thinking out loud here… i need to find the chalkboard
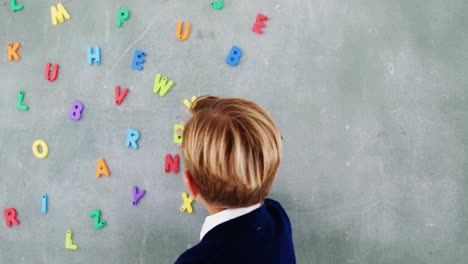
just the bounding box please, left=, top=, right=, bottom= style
left=1, top=0, right=467, bottom=263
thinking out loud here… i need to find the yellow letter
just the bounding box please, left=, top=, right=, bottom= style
left=32, top=139, right=49, bottom=159
left=153, top=73, right=174, bottom=96
left=51, top=3, right=70, bottom=26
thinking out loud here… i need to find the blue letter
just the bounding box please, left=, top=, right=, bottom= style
left=226, top=46, right=242, bottom=67
left=42, top=194, right=48, bottom=214
left=132, top=50, right=146, bottom=71
left=88, top=46, right=101, bottom=65
left=125, top=129, right=140, bottom=149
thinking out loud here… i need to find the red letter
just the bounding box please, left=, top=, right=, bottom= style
left=115, top=85, right=129, bottom=105
left=165, top=154, right=179, bottom=173
left=4, top=208, right=20, bottom=228
left=45, top=63, right=60, bottom=81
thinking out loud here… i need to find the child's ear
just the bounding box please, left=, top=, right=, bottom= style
left=183, top=171, right=200, bottom=199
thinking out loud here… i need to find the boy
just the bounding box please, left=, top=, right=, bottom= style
left=176, top=96, right=296, bottom=264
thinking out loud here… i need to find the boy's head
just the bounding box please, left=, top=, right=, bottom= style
left=182, top=96, right=283, bottom=208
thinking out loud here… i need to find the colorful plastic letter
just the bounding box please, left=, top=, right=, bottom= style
left=4, top=208, right=20, bottom=227
left=211, top=0, right=223, bottom=10
left=132, top=186, right=146, bottom=206
left=96, top=158, right=110, bottom=178
left=65, top=229, right=78, bottom=250
left=132, top=50, right=146, bottom=71
left=125, top=129, right=140, bottom=149
left=252, top=14, right=269, bottom=34
left=174, top=124, right=185, bottom=146
left=16, top=90, right=29, bottom=111
left=7, top=42, right=21, bottom=61
left=89, top=209, right=107, bottom=230
left=87, top=46, right=101, bottom=65
left=10, top=0, right=23, bottom=12
left=176, top=21, right=191, bottom=41
left=69, top=101, right=84, bottom=121
left=153, top=73, right=174, bottom=96
left=174, top=124, right=184, bottom=143
left=32, top=139, right=49, bottom=159
left=42, top=194, right=48, bottom=214
left=115, top=85, right=129, bottom=105
left=180, top=192, right=194, bottom=214
left=226, top=46, right=242, bottom=66
left=51, top=3, right=70, bottom=26
left=117, top=8, right=130, bottom=28
left=45, top=63, right=60, bottom=81
left=165, top=154, right=179, bottom=173
left=183, top=96, right=197, bottom=109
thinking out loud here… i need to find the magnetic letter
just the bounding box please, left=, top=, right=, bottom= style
left=51, top=3, right=70, bottom=26
left=117, top=8, right=130, bottom=28
left=180, top=192, right=194, bottom=214
left=174, top=123, right=185, bottom=146
left=211, top=0, right=223, bottom=10
left=4, top=208, right=20, bottom=227
left=176, top=21, right=191, bottom=41
left=45, top=63, right=60, bottom=81
left=252, top=14, right=269, bottom=34
left=165, top=154, right=179, bottom=173
left=153, top=73, right=174, bottom=96
left=32, top=139, right=49, bottom=159
left=183, top=96, right=197, bottom=109
left=132, top=186, right=146, bottom=206
left=7, top=42, right=21, bottom=61
left=89, top=209, right=107, bottom=230
left=115, top=85, right=129, bottom=105
left=42, top=194, right=48, bottom=214
left=226, top=46, right=242, bottom=67
left=87, top=47, right=101, bottom=65
left=10, top=0, right=23, bottom=12
left=125, top=129, right=140, bottom=149
left=65, top=229, right=78, bottom=250
left=96, top=158, right=110, bottom=178
left=132, top=50, right=146, bottom=71
left=16, top=90, right=29, bottom=111
left=69, top=101, right=84, bottom=121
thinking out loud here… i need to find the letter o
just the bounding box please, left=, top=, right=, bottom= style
left=32, top=139, right=49, bottom=159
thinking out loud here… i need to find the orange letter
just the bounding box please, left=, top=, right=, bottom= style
left=176, top=21, right=191, bottom=41
left=7, top=42, right=21, bottom=61
left=96, top=158, right=110, bottom=178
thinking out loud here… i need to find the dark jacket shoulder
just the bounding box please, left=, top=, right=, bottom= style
left=175, top=198, right=296, bottom=264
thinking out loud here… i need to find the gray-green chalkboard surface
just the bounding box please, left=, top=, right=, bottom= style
left=1, top=0, right=467, bottom=263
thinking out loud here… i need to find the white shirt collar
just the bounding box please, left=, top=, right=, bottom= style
left=200, top=203, right=262, bottom=240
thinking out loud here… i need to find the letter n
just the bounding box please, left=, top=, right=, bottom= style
left=165, top=154, right=179, bottom=173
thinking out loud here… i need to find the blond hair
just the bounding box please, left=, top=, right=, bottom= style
left=182, top=96, right=283, bottom=208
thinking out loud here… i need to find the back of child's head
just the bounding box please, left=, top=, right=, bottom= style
left=182, top=96, right=283, bottom=208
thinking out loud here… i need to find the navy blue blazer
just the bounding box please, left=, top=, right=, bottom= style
left=175, top=198, right=296, bottom=264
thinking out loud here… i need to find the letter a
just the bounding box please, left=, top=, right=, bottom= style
left=96, top=158, right=110, bottom=178
left=51, top=3, right=70, bottom=26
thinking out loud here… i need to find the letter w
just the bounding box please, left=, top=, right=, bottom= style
left=153, top=73, right=174, bottom=97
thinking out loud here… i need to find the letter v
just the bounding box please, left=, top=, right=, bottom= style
left=115, top=85, right=129, bottom=105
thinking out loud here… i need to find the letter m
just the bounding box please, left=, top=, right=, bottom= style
left=51, top=3, right=70, bottom=26
left=153, top=73, right=174, bottom=97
